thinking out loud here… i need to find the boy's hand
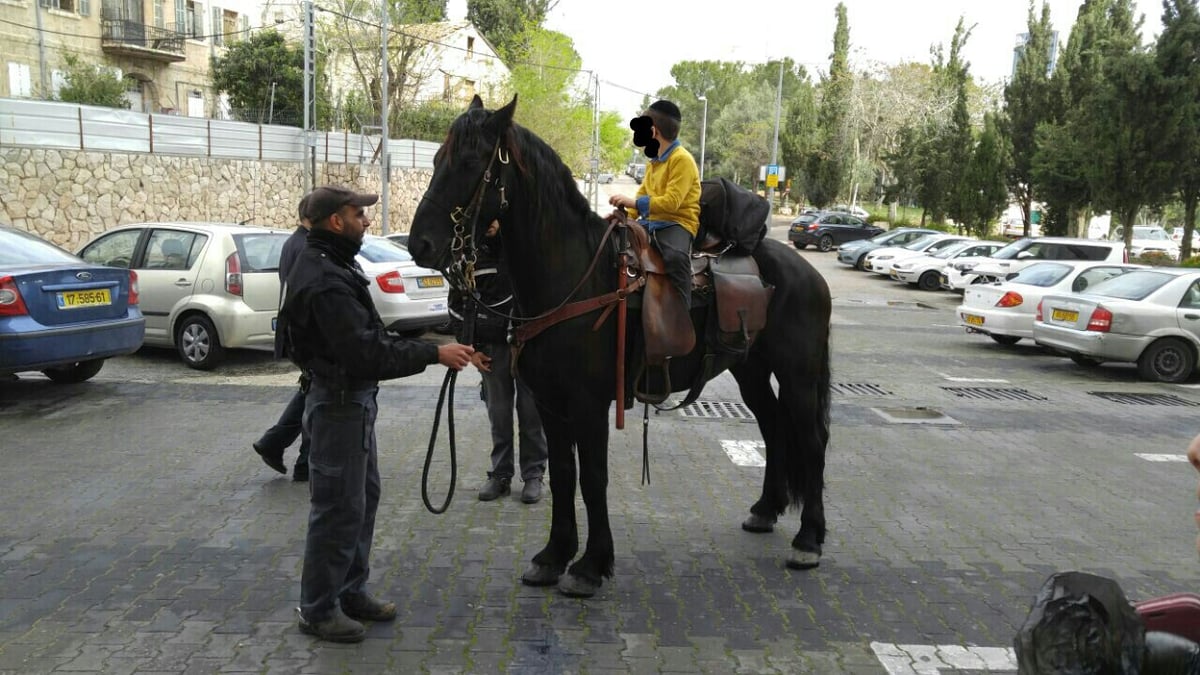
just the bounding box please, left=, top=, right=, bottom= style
left=609, top=194, right=634, bottom=209
left=471, top=351, right=493, bottom=374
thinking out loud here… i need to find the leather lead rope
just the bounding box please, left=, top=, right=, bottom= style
left=422, top=296, right=477, bottom=514
left=642, top=402, right=651, bottom=485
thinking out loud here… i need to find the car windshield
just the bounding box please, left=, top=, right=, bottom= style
left=359, top=237, right=413, bottom=263
left=1133, top=227, right=1169, bottom=241
left=233, top=232, right=290, bottom=272
left=0, top=227, right=81, bottom=265
left=903, top=235, right=940, bottom=251
left=1087, top=270, right=1175, bottom=300
left=932, top=242, right=973, bottom=259
left=1009, top=263, right=1072, bottom=287
left=989, top=239, right=1035, bottom=260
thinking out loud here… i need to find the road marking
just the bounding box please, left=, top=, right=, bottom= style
left=1136, top=453, right=1188, bottom=462
left=871, top=642, right=1016, bottom=674
left=720, top=440, right=766, bottom=467
left=935, top=372, right=1009, bottom=383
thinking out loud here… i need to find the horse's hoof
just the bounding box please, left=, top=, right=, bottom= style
left=786, top=548, right=821, bottom=570
left=741, top=513, right=776, bottom=533
left=521, top=563, right=561, bottom=587
left=557, top=573, right=600, bottom=598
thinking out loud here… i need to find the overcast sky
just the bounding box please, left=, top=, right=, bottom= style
left=449, top=0, right=1166, bottom=117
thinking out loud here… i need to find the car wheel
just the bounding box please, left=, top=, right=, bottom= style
left=1137, top=337, right=1195, bottom=383
left=793, top=241, right=807, bottom=250
left=969, top=275, right=992, bottom=285
left=917, top=271, right=941, bottom=291
left=41, top=359, right=105, bottom=383
left=854, top=253, right=869, bottom=270
left=1069, top=354, right=1103, bottom=368
left=989, top=334, right=1021, bottom=346
left=176, top=314, right=225, bottom=370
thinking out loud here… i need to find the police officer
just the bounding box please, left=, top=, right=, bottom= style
left=279, top=185, right=473, bottom=643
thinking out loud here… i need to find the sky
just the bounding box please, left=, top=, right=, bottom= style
left=448, top=0, right=1167, bottom=118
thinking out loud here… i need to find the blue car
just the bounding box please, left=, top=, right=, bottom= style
left=0, top=225, right=145, bottom=383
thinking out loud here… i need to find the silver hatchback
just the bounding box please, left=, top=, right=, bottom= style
left=79, top=222, right=291, bottom=369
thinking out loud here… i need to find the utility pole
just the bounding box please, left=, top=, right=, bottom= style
left=301, top=0, right=316, bottom=192
left=379, top=0, right=390, bottom=235
left=33, top=0, right=48, bottom=96
left=766, top=59, right=783, bottom=209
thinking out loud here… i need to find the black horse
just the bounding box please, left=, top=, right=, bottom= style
left=409, top=96, right=832, bottom=597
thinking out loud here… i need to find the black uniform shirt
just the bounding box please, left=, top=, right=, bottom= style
left=280, top=228, right=438, bottom=382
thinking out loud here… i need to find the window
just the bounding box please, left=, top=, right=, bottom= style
left=145, top=231, right=203, bottom=270
left=50, top=69, right=65, bottom=97
left=80, top=230, right=143, bottom=269
left=154, top=0, right=163, bottom=27
left=185, top=0, right=202, bottom=38
left=39, top=0, right=76, bottom=12
left=1181, top=281, right=1200, bottom=310
left=466, top=35, right=474, bottom=57
left=174, top=0, right=185, bottom=32
left=186, top=90, right=204, bottom=117
left=6, top=62, right=32, bottom=98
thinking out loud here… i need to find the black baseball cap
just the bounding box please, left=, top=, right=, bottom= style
left=304, top=185, right=379, bottom=223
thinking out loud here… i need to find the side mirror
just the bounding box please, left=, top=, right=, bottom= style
left=1016, top=251, right=1034, bottom=260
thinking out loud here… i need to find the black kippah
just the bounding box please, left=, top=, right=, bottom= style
left=648, top=100, right=681, bottom=122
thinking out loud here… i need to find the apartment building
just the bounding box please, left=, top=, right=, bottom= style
left=1, top=0, right=262, bottom=115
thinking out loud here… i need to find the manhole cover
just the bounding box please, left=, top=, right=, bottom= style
left=679, top=400, right=756, bottom=421
left=832, top=382, right=892, bottom=396
left=1088, top=392, right=1198, bottom=407
left=871, top=406, right=960, bottom=425
left=941, top=386, right=1047, bottom=402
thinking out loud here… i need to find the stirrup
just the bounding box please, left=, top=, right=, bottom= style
left=632, top=360, right=671, bottom=404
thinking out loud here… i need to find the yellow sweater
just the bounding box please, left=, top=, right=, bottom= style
left=628, top=141, right=701, bottom=236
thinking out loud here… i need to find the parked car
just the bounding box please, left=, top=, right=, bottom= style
left=1112, top=225, right=1181, bottom=260
left=1, top=225, right=144, bottom=382
left=357, top=235, right=449, bottom=334
left=836, top=228, right=942, bottom=269
left=1170, top=227, right=1200, bottom=250
left=889, top=240, right=1005, bottom=291
left=955, top=237, right=1127, bottom=286
left=829, top=203, right=870, bottom=219
left=788, top=211, right=884, bottom=251
left=78, top=222, right=291, bottom=370
left=1033, top=268, right=1200, bottom=382
left=938, top=242, right=1017, bottom=292
left=385, top=232, right=410, bottom=248
left=956, top=261, right=1143, bottom=346
left=862, top=234, right=972, bottom=275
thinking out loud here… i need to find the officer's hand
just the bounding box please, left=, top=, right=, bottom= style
left=471, top=351, right=493, bottom=374
left=437, top=343, right=474, bottom=371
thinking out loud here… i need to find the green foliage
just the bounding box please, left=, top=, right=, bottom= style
left=467, top=0, right=552, bottom=63
left=1132, top=251, right=1178, bottom=266
left=210, top=29, right=333, bottom=128
left=1180, top=255, right=1200, bottom=267
left=55, top=54, right=128, bottom=109
left=1002, top=2, right=1055, bottom=232
left=805, top=3, right=852, bottom=208
left=957, top=112, right=1011, bottom=237
left=709, top=82, right=774, bottom=184
left=392, top=101, right=461, bottom=142
left=1157, top=0, right=1200, bottom=263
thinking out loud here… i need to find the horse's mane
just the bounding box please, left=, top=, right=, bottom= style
left=507, top=124, right=602, bottom=228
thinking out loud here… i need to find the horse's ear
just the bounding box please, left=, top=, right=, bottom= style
left=487, top=94, right=518, bottom=134
left=469, top=94, right=484, bottom=110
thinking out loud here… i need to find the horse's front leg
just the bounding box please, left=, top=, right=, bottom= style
left=521, top=412, right=577, bottom=586
left=558, top=407, right=613, bottom=598
left=730, top=361, right=787, bottom=533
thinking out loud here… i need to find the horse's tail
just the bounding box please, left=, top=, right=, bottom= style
left=785, top=321, right=831, bottom=516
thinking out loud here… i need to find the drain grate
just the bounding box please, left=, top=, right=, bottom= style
left=941, top=386, right=1048, bottom=402
left=1088, top=392, right=1199, bottom=407
left=679, top=400, right=756, bottom=421
left=832, top=382, right=892, bottom=396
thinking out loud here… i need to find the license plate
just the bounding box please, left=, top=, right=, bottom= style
left=417, top=276, right=444, bottom=288
left=1051, top=308, right=1078, bottom=323
left=939, top=274, right=948, bottom=285
left=963, top=314, right=984, bottom=326
left=57, top=288, right=111, bottom=309
left=430, top=302, right=447, bottom=312
left=889, top=270, right=899, bottom=279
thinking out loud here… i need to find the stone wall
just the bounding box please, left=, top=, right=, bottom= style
left=0, top=147, right=433, bottom=252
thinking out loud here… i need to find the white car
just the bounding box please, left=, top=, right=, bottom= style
left=956, top=237, right=1127, bottom=286
left=862, top=234, right=972, bottom=275
left=889, top=240, right=1005, bottom=291
left=957, top=261, right=1143, bottom=346
left=1170, top=227, right=1200, bottom=250
left=1111, top=225, right=1180, bottom=260
left=356, top=235, right=449, bottom=334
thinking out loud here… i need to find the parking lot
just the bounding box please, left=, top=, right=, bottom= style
left=1, top=221, right=1198, bottom=674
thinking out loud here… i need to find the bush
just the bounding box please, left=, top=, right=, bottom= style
left=55, top=54, right=127, bottom=109
left=1180, top=255, right=1200, bottom=268
left=1132, top=251, right=1178, bottom=267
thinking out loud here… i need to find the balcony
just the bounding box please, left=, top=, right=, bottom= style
left=101, top=20, right=186, bottom=62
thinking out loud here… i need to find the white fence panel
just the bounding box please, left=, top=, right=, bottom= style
left=209, top=119, right=260, bottom=160
left=323, top=131, right=352, bottom=164
left=81, top=106, right=150, bottom=152
left=261, top=125, right=305, bottom=162
left=152, top=115, right=208, bottom=156
left=0, top=99, right=81, bottom=149
left=388, top=139, right=437, bottom=169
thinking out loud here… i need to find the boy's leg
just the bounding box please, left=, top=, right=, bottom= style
left=651, top=224, right=694, bottom=307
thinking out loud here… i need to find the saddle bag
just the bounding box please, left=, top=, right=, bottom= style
left=707, top=254, right=773, bottom=355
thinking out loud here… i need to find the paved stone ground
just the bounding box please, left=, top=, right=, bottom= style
left=1, top=225, right=1198, bottom=673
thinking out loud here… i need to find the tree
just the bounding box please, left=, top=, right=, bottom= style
left=502, top=27, right=594, bottom=171
left=55, top=54, right=127, bottom=109
left=944, top=18, right=976, bottom=230
left=210, top=29, right=331, bottom=127
left=466, top=0, right=554, bottom=62
left=1158, top=0, right=1200, bottom=259
left=1003, top=2, right=1056, bottom=236
left=959, top=112, right=1011, bottom=236
left=709, top=82, right=775, bottom=185
left=805, top=2, right=852, bottom=208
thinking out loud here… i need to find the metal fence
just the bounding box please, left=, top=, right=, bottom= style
left=0, top=98, right=438, bottom=168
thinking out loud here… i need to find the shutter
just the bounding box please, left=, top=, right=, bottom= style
left=211, top=5, right=220, bottom=43
left=38, top=0, right=51, bottom=8
left=174, top=0, right=184, bottom=33
left=77, top=0, right=89, bottom=15
left=51, top=69, right=65, bottom=97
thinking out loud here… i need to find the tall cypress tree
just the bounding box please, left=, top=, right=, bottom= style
left=1003, top=2, right=1055, bottom=236
left=805, top=2, right=851, bottom=207
left=1157, top=0, right=1200, bottom=259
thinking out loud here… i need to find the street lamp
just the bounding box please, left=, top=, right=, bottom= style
left=697, top=95, right=708, bottom=181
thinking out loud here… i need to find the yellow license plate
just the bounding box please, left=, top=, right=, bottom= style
left=963, top=314, right=984, bottom=326
left=889, top=270, right=899, bottom=279
left=57, top=288, right=112, bottom=309
left=1051, top=308, right=1078, bottom=322
left=416, top=276, right=444, bottom=289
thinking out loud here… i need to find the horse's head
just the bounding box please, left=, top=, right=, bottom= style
left=409, top=94, right=517, bottom=282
